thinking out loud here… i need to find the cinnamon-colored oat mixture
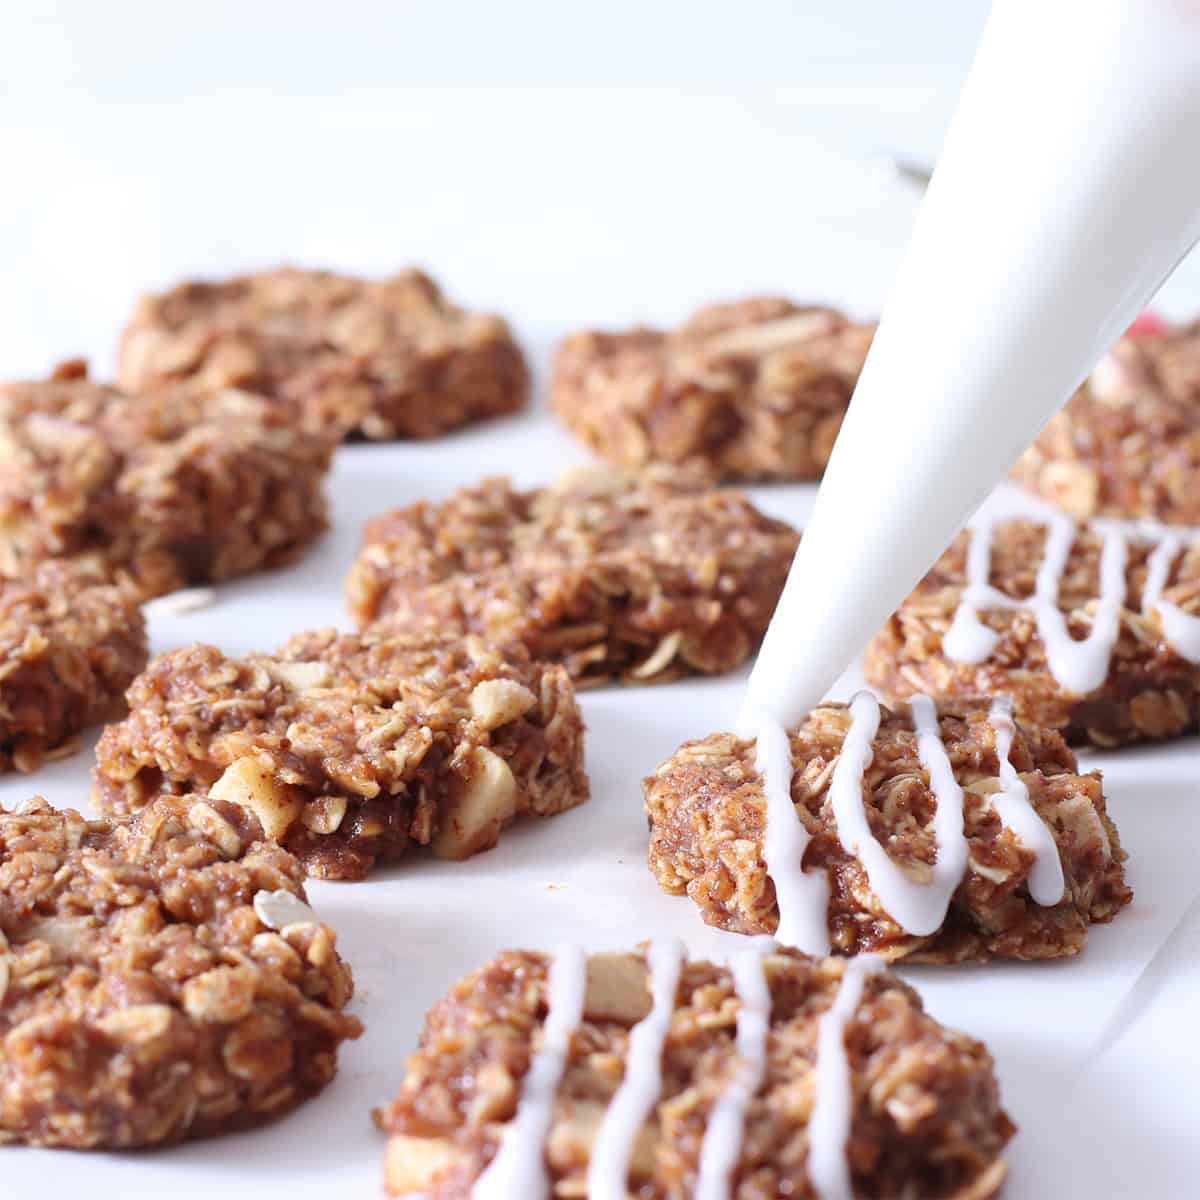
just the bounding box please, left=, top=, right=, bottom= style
left=118, top=267, right=529, bottom=440
left=0, top=372, right=332, bottom=598
left=0, top=560, right=147, bottom=773
left=345, top=467, right=800, bottom=685
left=0, top=795, right=361, bottom=1148
left=1011, top=321, right=1200, bottom=523
left=377, top=946, right=1013, bottom=1198
left=94, top=629, right=588, bottom=880
left=865, top=520, right=1200, bottom=746
left=645, top=701, right=1130, bottom=962
left=551, top=297, right=873, bottom=481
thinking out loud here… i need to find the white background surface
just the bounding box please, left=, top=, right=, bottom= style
left=2, top=3, right=1199, bottom=1196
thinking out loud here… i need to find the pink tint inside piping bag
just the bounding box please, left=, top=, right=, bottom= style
left=741, top=0, right=1200, bottom=733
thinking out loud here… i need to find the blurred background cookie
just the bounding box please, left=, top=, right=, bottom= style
left=0, top=369, right=333, bottom=598
left=552, top=298, right=873, bottom=481
left=118, top=267, right=529, bottom=442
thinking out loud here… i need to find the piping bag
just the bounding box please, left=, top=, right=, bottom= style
left=741, top=0, right=1200, bottom=733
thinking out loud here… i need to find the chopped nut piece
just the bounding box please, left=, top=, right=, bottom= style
left=582, top=952, right=651, bottom=1023
left=302, top=794, right=348, bottom=834
left=268, top=659, right=333, bottom=691
left=142, top=587, right=217, bottom=618
left=432, top=747, right=518, bottom=860
left=383, top=1134, right=464, bottom=1193
left=210, top=758, right=302, bottom=841
left=346, top=467, right=798, bottom=685
left=118, top=267, right=529, bottom=441
left=182, top=966, right=257, bottom=1024
left=551, top=297, right=874, bottom=481
left=97, top=1004, right=174, bottom=1042
left=186, top=802, right=244, bottom=857
left=469, top=677, right=537, bottom=729
left=253, top=889, right=319, bottom=932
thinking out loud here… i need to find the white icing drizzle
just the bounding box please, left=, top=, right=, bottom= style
left=831, top=692, right=967, bottom=936
left=694, top=938, right=776, bottom=1200
left=946, top=515, right=1200, bottom=687
left=807, top=954, right=886, bottom=1200
left=1142, top=530, right=1200, bottom=663
left=473, top=944, right=587, bottom=1200
left=942, top=513, right=1004, bottom=662
left=831, top=691, right=1067, bottom=918
left=909, top=693, right=970, bottom=921
left=753, top=714, right=831, bottom=954
left=587, top=939, right=685, bottom=1200
left=945, top=513, right=1126, bottom=693
left=987, top=697, right=1065, bottom=906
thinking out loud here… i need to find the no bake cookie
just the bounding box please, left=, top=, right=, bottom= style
left=0, top=559, right=147, bottom=773
left=0, top=795, right=361, bottom=1148
left=345, top=468, right=800, bottom=685
left=377, top=942, right=1012, bottom=1198
left=865, top=515, right=1200, bottom=746
left=118, top=267, right=529, bottom=441
left=645, top=696, right=1130, bottom=962
left=0, top=370, right=332, bottom=598
left=94, top=628, right=588, bottom=880
left=1011, top=320, right=1200, bottom=524
left=551, top=298, right=873, bottom=480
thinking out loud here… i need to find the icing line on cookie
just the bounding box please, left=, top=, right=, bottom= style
left=987, top=697, right=1065, bottom=906
left=756, top=691, right=1063, bottom=951
left=808, top=954, right=886, bottom=1200
left=1142, top=529, right=1200, bottom=664
left=945, top=515, right=1200, bottom=686
left=754, top=714, right=831, bottom=954
left=587, top=939, right=685, bottom=1200
left=695, top=937, right=776, bottom=1200
left=473, top=943, right=587, bottom=1200
left=944, top=512, right=1127, bottom=694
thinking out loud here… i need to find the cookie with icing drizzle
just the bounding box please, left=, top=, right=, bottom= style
left=375, top=942, right=1013, bottom=1199
left=1011, top=320, right=1200, bottom=524
left=865, top=515, right=1200, bottom=746
left=645, top=696, right=1130, bottom=962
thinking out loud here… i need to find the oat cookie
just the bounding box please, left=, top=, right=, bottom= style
left=551, top=297, right=873, bottom=481
left=865, top=516, right=1200, bottom=746
left=376, top=943, right=1013, bottom=1198
left=118, top=267, right=529, bottom=441
left=645, top=697, right=1130, bottom=962
left=0, top=369, right=333, bottom=598
left=1012, top=320, right=1200, bottom=523
left=0, top=795, right=361, bottom=1148
left=345, top=467, right=800, bottom=685
left=0, top=560, right=147, bottom=773
left=94, top=628, right=588, bottom=880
